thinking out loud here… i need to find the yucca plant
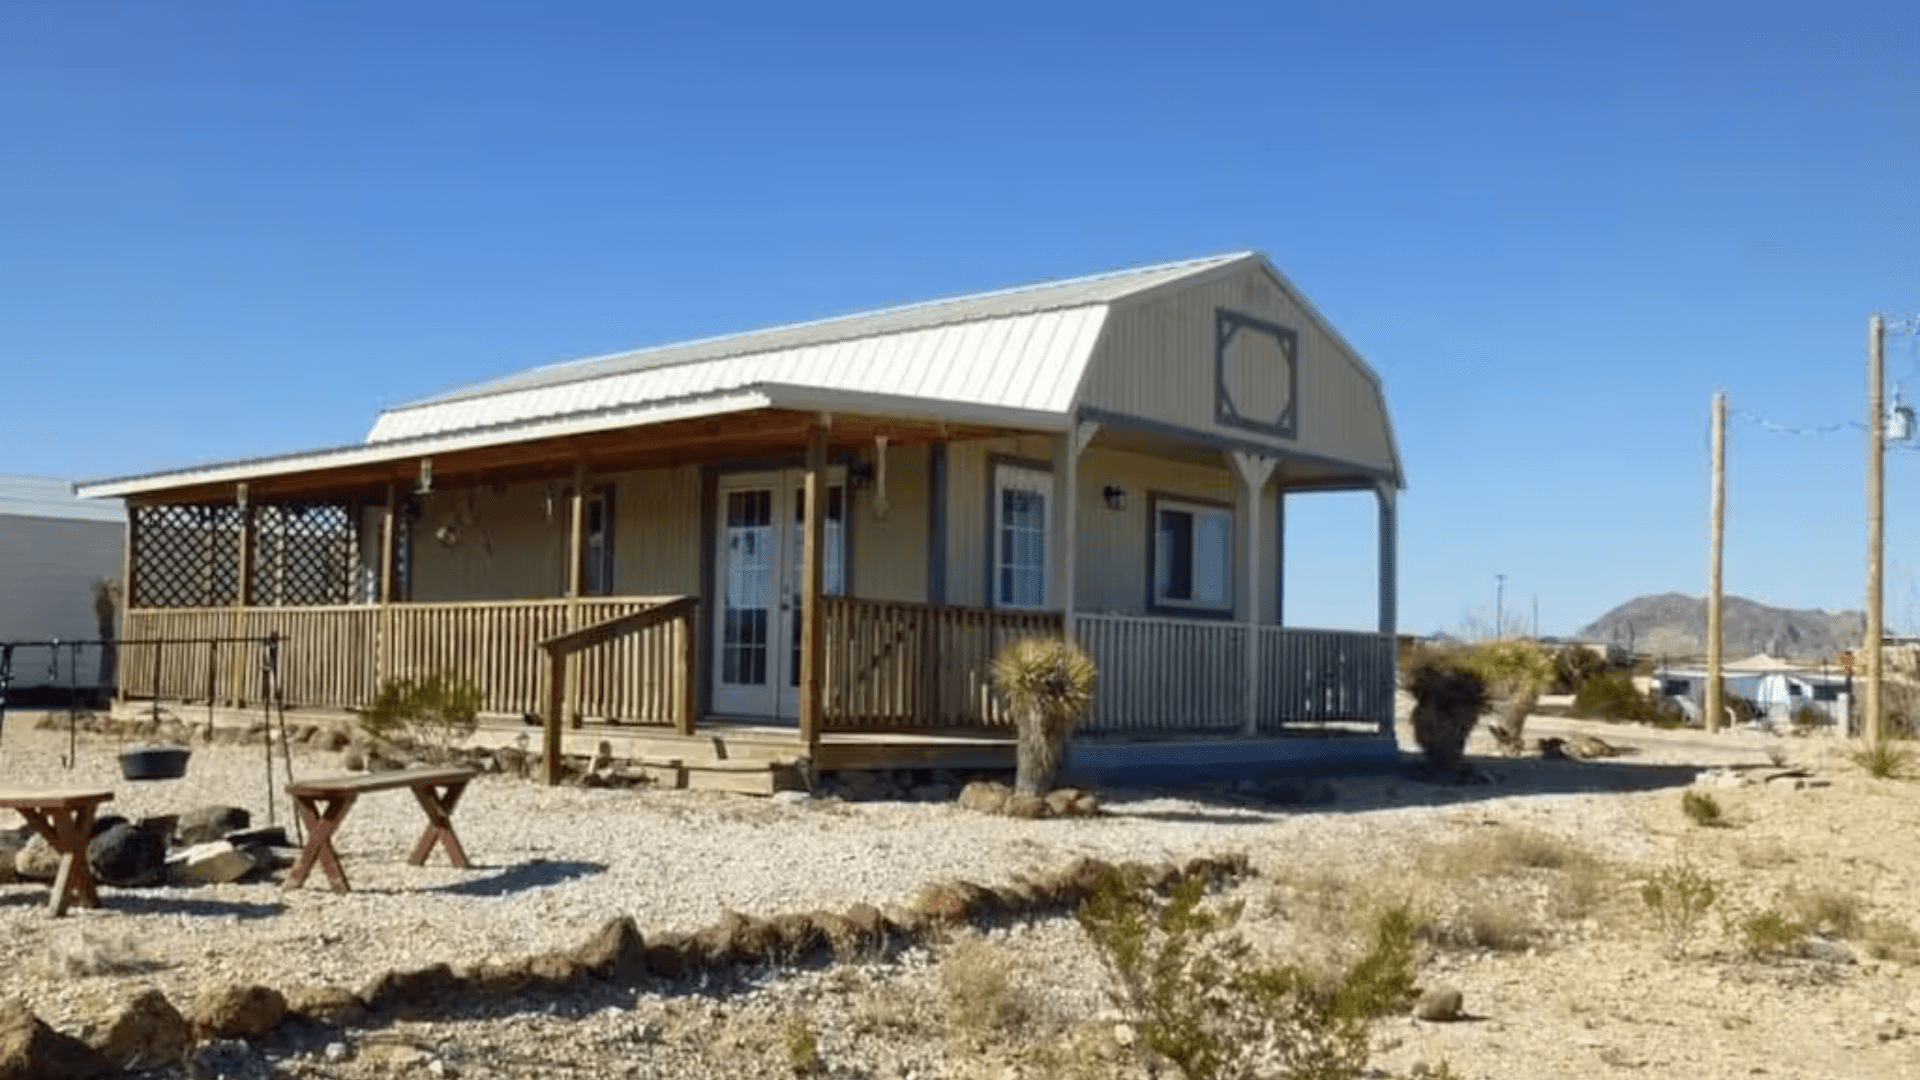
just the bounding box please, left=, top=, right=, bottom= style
left=1402, top=649, right=1488, bottom=776
left=993, top=636, right=1097, bottom=796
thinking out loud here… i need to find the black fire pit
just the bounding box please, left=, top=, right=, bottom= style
left=119, top=745, right=191, bottom=781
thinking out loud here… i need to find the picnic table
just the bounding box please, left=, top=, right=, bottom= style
left=284, top=766, right=477, bottom=893
left=0, top=786, right=114, bottom=916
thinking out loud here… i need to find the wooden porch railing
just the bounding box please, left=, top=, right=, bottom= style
left=1077, top=614, right=1247, bottom=733
left=820, top=597, right=1063, bottom=730
left=1256, top=626, right=1396, bottom=733
left=538, top=597, right=698, bottom=784
left=122, top=596, right=696, bottom=725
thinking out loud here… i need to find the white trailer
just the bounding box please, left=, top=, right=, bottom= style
left=0, top=476, right=124, bottom=692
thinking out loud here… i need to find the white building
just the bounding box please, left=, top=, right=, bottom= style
left=0, top=476, right=125, bottom=692
left=1654, top=653, right=1851, bottom=730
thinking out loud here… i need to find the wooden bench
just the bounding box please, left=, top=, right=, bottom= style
left=0, top=786, right=114, bottom=916
left=285, top=767, right=477, bottom=893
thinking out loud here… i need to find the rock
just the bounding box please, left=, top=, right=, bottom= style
left=1413, top=985, right=1465, bottom=1022
left=1804, top=938, right=1856, bottom=965
left=186, top=983, right=285, bottom=1041
left=86, top=822, right=167, bottom=887
left=81, top=989, right=188, bottom=1072
left=320, top=729, right=351, bottom=751
left=174, top=806, right=251, bottom=846
left=12, top=835, right=59, bottom=882
left=769, top=912, right=824, bottom=962
left=844, top=902, right=889, bottom=949
left=1071, top=792, right=1101, bottom=816
left=224, top=826, right=290, bottom=849
left=572, top=915, right=648, bottom=984
left=770, top=790, right=810, bottom=806
left=1003, top=793, right=1046, bottom=819
left=323, top=1041, right=351, bottom=1063
left=167, top=841, right=258, bottom=885
left=1044, top=789, right=1081, bottom=817
left=957, top=781, right=1011, bottom=815
left=643, top=931, right=695, bottom=979
left=522, top=952, right=586, bottom=990
left=0, top=997, right=108, bottom=1080
left=87, top=815, right=127, bottom=838
left=184, top=1038, right=268, bottom=1080
left=1113, top=1023, right=1137, bottom=1048
left=282, top=986, right=367, bottom=1028
left=0, top=829, right=26, bottom=885
left=360, top=964, right=461, bottom=1018
left=134, top=814, right=179, bottom=840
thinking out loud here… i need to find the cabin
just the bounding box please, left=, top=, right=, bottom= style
left=77, top=252, right=1406, bottom=785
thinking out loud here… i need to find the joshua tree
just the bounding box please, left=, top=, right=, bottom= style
left=1402, top=649, right=1489, bottom=776
left=91, top=577, right=121, bottom=697
left=992, top=636, right=1097, bottom=796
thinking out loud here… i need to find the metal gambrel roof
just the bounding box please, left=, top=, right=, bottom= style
left=366, top=252, right=1255, bottom=443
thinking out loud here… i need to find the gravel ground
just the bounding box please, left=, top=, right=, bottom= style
left=1, top=712, right=1916, bottom=1079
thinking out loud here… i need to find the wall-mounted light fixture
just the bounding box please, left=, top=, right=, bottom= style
left=1103, top=484, right=1127, bottom=511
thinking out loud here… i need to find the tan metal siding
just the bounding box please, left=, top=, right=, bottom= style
left=1083, top=264, right=1398, bottom=477
left=1075, top=446, right=1240, bottom=618
left=610, top=466, right=702, bottom=594
left=944, top=434, right=1053, bottom=606
left=410, top=481, right=567, bottom=601
left=848, top=443, right=930, bottom=603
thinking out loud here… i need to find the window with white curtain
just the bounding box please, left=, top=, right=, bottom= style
left=993, top=464, right=1051, bottom=609
left=1153, top=498, right=1232, bottom=612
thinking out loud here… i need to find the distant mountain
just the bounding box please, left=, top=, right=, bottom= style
left=1576, top=593, right=1865, bottom=661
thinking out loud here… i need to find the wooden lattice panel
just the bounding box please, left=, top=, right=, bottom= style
left=252, top=502, right=360, bottom=606
left=130, top=504, right=243, bottom=609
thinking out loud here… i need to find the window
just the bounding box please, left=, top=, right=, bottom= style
left=1813, top=684, right=1841, bottom=702
left=584, top=487, right=615, bottom=596
left=994, top=465, right=1051, bottom=609
left=1153, top=498, right=1232, bottom=611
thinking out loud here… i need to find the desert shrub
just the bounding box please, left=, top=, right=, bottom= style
left=1785, top=886, right=1864, bottom=939
left=1735, top=907, right=1805, bottom=961
left=1419, top=827, right=1610, bottom=928
left=1461, top=640, right=1554, bottom=754
left=1401, top=650, right=1488, bottom=774
left=940, top=937, right=1031, bottom=1037
left=1725, top=692, right=1762, bottom=725
left=784, top=1016, right=822, bottom=1076
left=1851, top=739, right=1914, bottom=780
left=1885, top=680, right=1920, bottom=739
left=993, top=637, right=1097, bottom=796
left=1642, top=862, right=1718, bottom=959
left=1571, top=672, right=1682, bottom=727
left=1550, top=645, right=1613, bottom=695
left=1680, top=789, right=1725, bottom=828
left=1790, top=704, right=1830, bottom=735
left=1079, top=871, right=1416, bottom=1080
left=360, top=672, right=482, bottom=759
left=1424, top=899, right=1540, bottom=953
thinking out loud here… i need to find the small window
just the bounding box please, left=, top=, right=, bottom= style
left=993, top=465, right=1050, bottom=609
left=584, top=487, right=615, bottom=596
left=1812, top=684, right=1840, bottom=702
left=1153, top=498, right=1232, bottom=611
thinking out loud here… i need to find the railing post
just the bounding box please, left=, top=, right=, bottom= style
left=675, top=605, right=696, bottom=737
left=799, top=420, right=829, bottom=752
left=565, top=463, right=587, bottom=729
left=543, top=647, right=566, bottom=786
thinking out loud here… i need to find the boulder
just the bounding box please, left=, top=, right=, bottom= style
left=642, top=931, right=695, bottom=980
left=1043, top=788, right=1082, bottom=817
left=1413, top=985, right=1465, bottom=1022
left=572, top=915, right=648, bottom=984
left=167, top=841, right=257, bottom=885
left=282, top=985, right=367, bottom=1028
left=186, top=983, right=285, bottom=1041
left=0, top=997, right=107, bottom=1080
left=174, top=806, right=250, bottom=846
left=1003, top=793, right=1046, bottom=819
left=81, top=989, right=187, bottom=1072
left=86, top=823, right=167, bottom=888
left=225, top=826, right=290, bottom=849
left=0, top=829, right=26, bottom=885
left=957, top=780, right=1011, bottom=815
left=134, top=815, right=179, bottom=841
left=13, top=835, right=61, bottom=883
left=360, top=964, right=461, bottom=1018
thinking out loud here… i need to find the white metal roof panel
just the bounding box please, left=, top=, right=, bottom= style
left=0, top=476, right=125, bottom=523
left=366, top=253, right=1254, bottom=443
left=368, top=305, right=1113, bottom=443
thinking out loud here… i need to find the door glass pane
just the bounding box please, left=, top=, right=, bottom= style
left=998, top=486, right=1047, bottom=608
left=721, top=489, right=774, bottom=687
left=788, top=485, right=844, bottom=688
left=1156, top=509, right=1194, bottom=601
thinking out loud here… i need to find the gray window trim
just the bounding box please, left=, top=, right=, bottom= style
left=1144, top=490, right=1237, bottom=620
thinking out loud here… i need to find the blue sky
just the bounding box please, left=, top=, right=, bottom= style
left=4, top=1, right=1918, bottom=638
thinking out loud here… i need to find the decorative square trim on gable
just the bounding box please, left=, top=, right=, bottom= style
left=1214, top=309, right=1298, bottom=439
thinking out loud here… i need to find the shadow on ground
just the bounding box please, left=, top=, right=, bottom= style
left=90, top=894, right=286, bottom=919
left=431, top=859, right=606, bottom=897
left=1098, top=752, right=1710, bottom=824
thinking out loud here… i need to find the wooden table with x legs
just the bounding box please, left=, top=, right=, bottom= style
left=0, top=786, right=114, bottom=916
left=284, top=767, right=477, bottom=893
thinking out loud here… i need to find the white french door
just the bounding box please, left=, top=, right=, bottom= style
left=711, top=469, right=845, bottom=720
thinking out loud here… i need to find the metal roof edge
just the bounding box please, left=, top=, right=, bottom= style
left=758, top=383, right=1071, bottom=432
left=79, top=390, right=777, bottom=499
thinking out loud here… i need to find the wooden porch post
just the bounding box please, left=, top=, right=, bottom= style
left=1231, top=453, right=1276, bottom=736
left=564, top=463, right=587, bottom=728
left=376, top=483, right=399, bottom=691
left=1376, top=480, right=1399, bottom=736
left=229, top=483, right=254, bottom=706
left=798, top=419, right=829, bottom=755
left=116, top=501, right=140, bottom=704
left=1051, top=421, right=1098, bottom=639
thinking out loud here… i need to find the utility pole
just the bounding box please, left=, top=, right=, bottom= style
left=1866, top=313, right=1886, bottom=745
left=1532, top=594, right=1539, bottom=639
left=1495, top=574, right=1507, bottom=639
left=1706, top=390, right=1726, bottom=734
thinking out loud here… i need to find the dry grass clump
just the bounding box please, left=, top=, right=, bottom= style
left=46, top=930, right=161, bottom=977
left=1681, top=789, right=1727, bottom=828
left=939, top=936, right=1035, bottom=1042
left=1413, top=826, right=1615, bottom=950
left=1860, top=917, right=1920, bottom=964
left=1783, top=885, right=1865, bottom=939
